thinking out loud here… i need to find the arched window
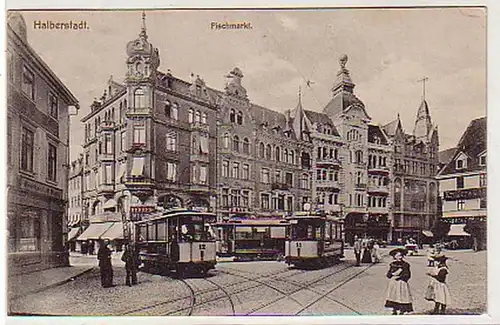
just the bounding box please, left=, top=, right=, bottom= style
left=230, top=109, right=236, bottom=123
left=259, top=142, right=265, bottom=158
left=301, top=173, right=310, bottom=189
left=223, top=133, right=230, bottom=149
left=188, top=108, right=194, bottom=123
left=202, top=112, right=207, bottom=124
left=275, top=146, right=281, bottom=162
left=266, top=144, right=272, bottom=160
left=171, top=103, right=178, bottom=120
left=356, top=150, right=363, bottom=164
left=164, top=100, right=171, bottom=117
left=232, top=135, right=240, bottom=152
left=195, top=110, right=201, bottom=123
left=301, top=152, right=311, bottom=169
left=284, top=149, right=289, bottom=163
left=133, top=88, right=146, bottom=109
left=237, top=111, right=243, bottom=125
left=290, top=151, right=295, bottom=165
left=119, top=102, right=123, bottom=123
left=243, top=138, right=250, bottom=154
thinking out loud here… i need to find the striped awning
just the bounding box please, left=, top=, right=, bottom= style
left=448, top=224, right=470, bottom=237
left=67, top=227, right=80, bottom=241
left=77, top=222, right=114, bottom=241
left=100, top=222, right=124, bottom=240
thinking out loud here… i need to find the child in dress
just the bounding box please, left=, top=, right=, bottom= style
left=384, top=248, right=413, bottom=315
left=426, top=255, right=451, bottom=314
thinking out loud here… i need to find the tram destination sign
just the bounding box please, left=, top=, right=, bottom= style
left=443, top=188, right=486, bottom=201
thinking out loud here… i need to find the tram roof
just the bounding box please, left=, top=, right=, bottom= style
left=213, top=219, right=290, bottom=226
left=135, top=209, right=216, bottom=224
left=286, top=213, right=342, bottom=221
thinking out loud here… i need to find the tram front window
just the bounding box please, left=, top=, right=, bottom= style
left=179, top=223, right=215, bottom=242
left=292, top=221, right=321, bottom=240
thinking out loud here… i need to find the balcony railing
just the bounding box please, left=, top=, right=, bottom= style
left=190, top=153, right=210, bottom=163
left=99, top=121, right=115, bottom=131
left=190, top=122, right=210, bottom=132
left=271, top=182, right=290, bottom=191
left=315, top=180, right=341, bottom=189
left=316, top=158, right=342, bottom=167
left=188, top=183, right=210, bottom=192
left=368, top=165, right=390, bottom=174
left=367, top=184, right=390, bottom=194
left=355, top=183, right=367, bottom=190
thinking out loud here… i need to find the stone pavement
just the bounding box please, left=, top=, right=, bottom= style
left=8, top=265, right=94, bottom=301
left=339, top=247, right=487, bottom=315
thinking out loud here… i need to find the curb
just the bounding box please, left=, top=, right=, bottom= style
left=9, top=266, right=95, bottom=301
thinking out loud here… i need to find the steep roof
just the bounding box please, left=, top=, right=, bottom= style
left=304, top=110, right=340, bottom=136
left=438, top=117, right=486, bottom=176
left=382, top=115, right=403, bottom=137
left=438, top=147, right=457, bottom=166
left=368, top=124, right=389, bottom=145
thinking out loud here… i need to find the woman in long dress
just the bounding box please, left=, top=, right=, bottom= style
left=361, top=239, right=373, bottom=263
left=384, top=248, right=413, bottom=315
left=371, top=241, right=381, bottom=263
left=425, top=255, right=451, bottom=314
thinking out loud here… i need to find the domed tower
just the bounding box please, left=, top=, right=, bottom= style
left=125, top=11, right=160, bottom=112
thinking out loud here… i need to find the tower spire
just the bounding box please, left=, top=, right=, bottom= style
left=140, top=10, right=148, bottom=40
left=298, top=85, right=302, bottom=102
left=418, top=76, right=429, bottom=101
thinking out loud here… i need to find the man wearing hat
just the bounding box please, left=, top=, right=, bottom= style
left=384, top=247, right=414, bottom=315
left=425, top=255, right=451, bottom=314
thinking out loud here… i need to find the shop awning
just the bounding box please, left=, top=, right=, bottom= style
left=448, top=224, right=471, bottom=237
left=67, top=227, right=80, bottom=241
left=100, top=222, right=124, bottom=240
left=103, top=199, right=117, bottom=210
left=131, top=157, right=145, bottom=176
left=422, top=230, right=433, bottom=237
left=77, top=222, right=114, bottom=241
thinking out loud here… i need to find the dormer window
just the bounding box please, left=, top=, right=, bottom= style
left=479, top=154, right=486, bottom=166
left=455, top=152, right=467, bottom=170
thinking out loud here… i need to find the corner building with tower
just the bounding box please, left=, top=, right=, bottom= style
left=78, top=14, right=438, bottom=245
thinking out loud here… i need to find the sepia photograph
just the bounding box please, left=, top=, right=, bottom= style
left=5, top=5, right=489, bottom=321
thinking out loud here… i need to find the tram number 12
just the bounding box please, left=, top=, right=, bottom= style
left=296, top=243, right=302, bottom=248
left=199, top=244, right=206, bottom=250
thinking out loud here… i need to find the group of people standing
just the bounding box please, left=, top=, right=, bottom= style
left=383, top=247, right=451, bottom=315
left=97, top=240, right=140, bottom=288
left=353, top=236, right=381, bottom=266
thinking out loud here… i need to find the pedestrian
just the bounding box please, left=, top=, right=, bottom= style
left=425, top=255, right=451, bottom=314
left=121, top=243, right=139, bottom=286
left=353, top=235, right=362, bottom=267
left=372, top=240, right=381, bottom=263
left=361, top=238, right=373, bottom=264
left=384, top=248, right=413, bottom=315
left=97, top=239, right=114, bottom=288
left=427, top=244, right=436, bottom=267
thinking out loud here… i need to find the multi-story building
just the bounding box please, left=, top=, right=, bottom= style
left=383, top=99, right=440, bottom=242
left=67, top=154, right=85, bottom=251
left=322, top=55, right=393, bottom=244
left=7, top=12, right=79, bottom=274
left=217, top=69, right=313, bottom=220
left=78, top=14, right=218, bottom=247
left=436, top=117, right=486, bottom=234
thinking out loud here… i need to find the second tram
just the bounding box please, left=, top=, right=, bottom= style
left=135, top=209, right=217, bottom=276
left=214, top=218, right=290, bottom=261
left=285, top=212, right=344, bottom=268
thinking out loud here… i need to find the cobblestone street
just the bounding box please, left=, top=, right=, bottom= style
left=8, top=248, right=486, bottom=316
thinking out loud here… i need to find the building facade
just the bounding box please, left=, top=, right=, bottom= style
left=382, top=100, right=440, bottom=242
left=7, top=12, right=79, bottom=275
left=79, top=14, right=218, bottom=245
left=77, top=13, right=439, bottom=245
left=67, top=155, right=85, bottom=251
left=436, top=117, right=486, bottom=231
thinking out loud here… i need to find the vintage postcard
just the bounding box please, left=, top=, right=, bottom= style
left=4, top=5, right=491, bottom=324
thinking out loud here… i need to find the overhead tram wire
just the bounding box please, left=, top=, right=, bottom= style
left=261, top=24, right=327, bottom=111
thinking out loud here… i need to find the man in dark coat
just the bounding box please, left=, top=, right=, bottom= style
left=97, top=240, right=114, bottom=288
left=122, top=243, right=139, bottom=286
left=353, top=236, right=362, bottom=266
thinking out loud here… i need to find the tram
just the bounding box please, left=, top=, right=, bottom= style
left=284, top=211, right=344, bottom=268
left=135, top=209, right=217, bottom=276
left=214, top=218, right=290, bottom=261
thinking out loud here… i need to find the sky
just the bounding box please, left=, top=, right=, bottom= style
left=19, top=8, right=486, bottom=161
